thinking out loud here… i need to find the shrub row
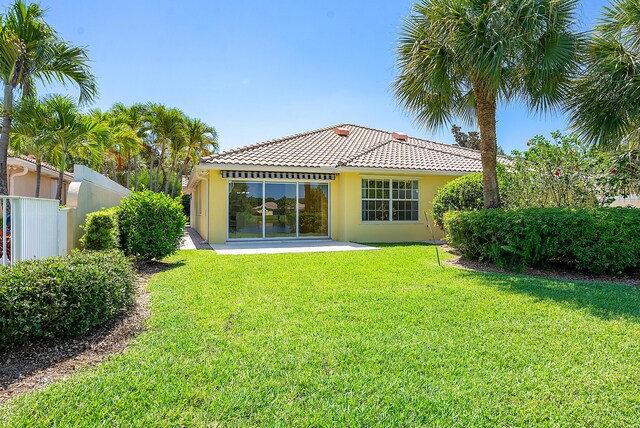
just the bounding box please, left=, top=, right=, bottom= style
left=0, top=250, right=136, bottom=349
left=81, top=190, right=186, bottom=261
left=444, top=207, right=640, bottom=274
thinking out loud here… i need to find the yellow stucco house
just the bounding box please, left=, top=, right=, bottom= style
left=186, top=124, right=483, bottom=244
left=8, top=155, right=73, bottom=204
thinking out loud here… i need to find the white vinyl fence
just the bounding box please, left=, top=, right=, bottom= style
left=1, top=196, right=69, bottom=266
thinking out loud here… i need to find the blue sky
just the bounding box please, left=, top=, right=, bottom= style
left=32, top=0, right=611, bottom=152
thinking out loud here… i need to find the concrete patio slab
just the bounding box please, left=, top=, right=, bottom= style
left=210, top=240, right=379, bottom=255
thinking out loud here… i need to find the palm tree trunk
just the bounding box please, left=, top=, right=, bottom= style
left=155, top=146, right=166, bottom=192
left=126, top=154, right=131, bottom=189
left=172, top=156, right=191, bottom=198
left=474, top=85, right=501, bottom=208
left=56, top=153, right=67, bottom=204
left=134, top=155, right=139, bottom=191
left=149, top=148, right=155, bottom=191
left=35, top=161, right=42, bottom=198
left=0, top=84, right=13, bottom=197
left=164, top=155, right=178, bottom=194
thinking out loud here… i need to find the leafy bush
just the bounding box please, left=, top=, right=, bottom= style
left=118, top=190, right=186, bottom=261
left=0, top=250, right=135, bottom=349
left=501, top=132, right=631, bottom=208
left=432, top=173, right=484, bottom=226
left=80, top=208, right=119, bottom=250
left=444, top=207, right=640, bottom=274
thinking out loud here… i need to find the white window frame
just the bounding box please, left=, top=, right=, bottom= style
left=361, top=178, right=420, bottom=223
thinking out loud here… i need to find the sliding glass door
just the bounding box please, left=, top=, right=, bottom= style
left=298, top=183, right=329, bottom=237
left=265, top=183, right=297, bottom=238
left=228, top=182, right=263, bottom=239
left=228, top=181, right=329, bottom=239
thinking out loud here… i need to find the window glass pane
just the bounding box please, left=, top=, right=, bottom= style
left=228, top=181, right=263, bottom=238
left=392, top=200, right=419, bottom=221
left=298, top=183, right=329, bottom=236
left=265, top=183, right=297, bottom=238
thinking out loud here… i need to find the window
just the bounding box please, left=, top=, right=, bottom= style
left=361, top=179, right=419, bottom=222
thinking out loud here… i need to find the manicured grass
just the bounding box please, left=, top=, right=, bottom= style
left=2, top=245, right=640, bottom=426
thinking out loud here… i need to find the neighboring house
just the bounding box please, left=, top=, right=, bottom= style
left=185, top=124, right=484, bottom=244
left=7, top=156, right=73, bottom=204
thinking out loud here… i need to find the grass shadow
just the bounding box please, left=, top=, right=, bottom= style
left=456, top=267, right=640, bottom=322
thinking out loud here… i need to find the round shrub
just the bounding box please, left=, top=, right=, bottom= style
left=118, top=190, right=186, bottom=261
left=0, top=250, right=135, bottom=349
left=80, top=207, right=119, bottom=250
left=432, top=173, right=484, bottom=226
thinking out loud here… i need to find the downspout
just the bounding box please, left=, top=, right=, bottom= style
left=9, top=165, right=28, bottom=195
left=205, top=177, right=210, bottom=242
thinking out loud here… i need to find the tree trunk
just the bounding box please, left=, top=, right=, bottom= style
left=172, top=156, right=191, bottom=198
left=134, top=155, right=139, bottom=191
left=149, top=148, right=155, bottom=191
left=55, top=165, right=64, bottom=205
left=126, top=154, right=131, bottom=189
left=164, top=155, right=178, bottom=194
left=0, top=84, right=13, bottom=197
left=473, top=85, right=501, bottom=208
left=35, top=161, right=42, bottom=198
left=155, top=145, right=166, bottom=192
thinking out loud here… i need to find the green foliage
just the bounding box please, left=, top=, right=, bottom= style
left=0, top=250, right=135, bottom=350
left=180, top=193, right=190, bottom=220
left=500, top=132, right=631, bottom=208
left=445, top=207, right=640, bottom=274
left=567, top=0, right=640, bottom=147
left=118, top=190, right=186, bottom=261
left=80, top=208, right=119, bottom=251
left=432, top=173, right=484, bottom=226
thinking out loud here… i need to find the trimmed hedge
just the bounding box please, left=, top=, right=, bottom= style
left=432, top=173, right=484, bottom=226
left=0, top=250, right=135, bottom=349
left=444, top=207, right=640, bottom=274
left=118, top=190, right=186, bottom=261
left=80, top=208, right=119, bottom=251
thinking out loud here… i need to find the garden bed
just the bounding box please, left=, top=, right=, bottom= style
left=0, top=262, right=167, bottom=403
left=443, top=246, right=640, bottom=287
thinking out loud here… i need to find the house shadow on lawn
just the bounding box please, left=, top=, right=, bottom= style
left=0, top=260, right=180, bottom=403
left=456, top=268, right=640, bottom=323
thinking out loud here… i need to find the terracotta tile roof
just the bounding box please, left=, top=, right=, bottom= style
left=9, top=154, right=74, bottom=179
left=201, top=124, right=490, bottom=173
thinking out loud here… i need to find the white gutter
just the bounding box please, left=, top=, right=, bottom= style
left=9, top=165, right=29, bottom=194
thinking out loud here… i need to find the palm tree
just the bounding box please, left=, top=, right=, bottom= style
left=567, top=0, right=640, bottom=149
left=43, top=95, right=107, bottom=203
left=170, top=118, right=218, bottom=197
left=0, top=0, right=97, bottom=197
left=10, top=97, right=50, bottom=197
left=146, top=104, right=185, bottom=192
left=394, top=0, right=583, bottom=208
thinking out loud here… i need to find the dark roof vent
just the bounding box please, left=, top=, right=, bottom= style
left=334, top=127, right=350, bottom=136
left=392, top=132, right=408, bottom=141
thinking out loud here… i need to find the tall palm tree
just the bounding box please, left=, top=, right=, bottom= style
left=10, top=97, right=50, bottom=197
left=0, top=0, right=97, bottom=197
left=567, top=0, right=640, bottom=149
left=394, top=0, right=583, bottom=208
left=171, top=118, right=218, bottom=197
left=43, top=95, right=106, bottom=203
left=147, top=104, right=185, bottom=192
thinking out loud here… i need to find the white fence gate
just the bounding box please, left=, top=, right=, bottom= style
left=1, top=196, right=68, bottom=266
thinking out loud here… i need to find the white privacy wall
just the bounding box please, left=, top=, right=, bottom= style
left=66, top=165, right=131, bottom=249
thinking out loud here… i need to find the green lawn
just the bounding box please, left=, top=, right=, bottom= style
left=2, top=245, right=640, bottom=426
